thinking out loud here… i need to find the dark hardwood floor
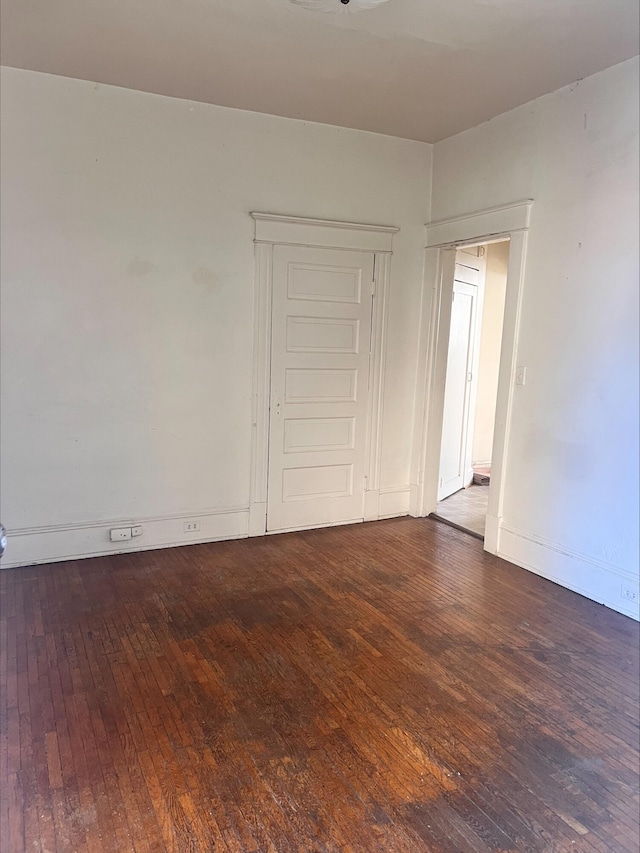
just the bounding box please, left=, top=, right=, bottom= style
left=1, top=517, right=638, bottom=853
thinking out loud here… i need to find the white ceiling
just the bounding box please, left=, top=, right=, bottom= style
left=1, top=0, right=638, bottom=142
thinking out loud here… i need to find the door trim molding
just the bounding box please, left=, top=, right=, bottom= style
left=425, top=200, right=533, bottom=248
left=410, top=200, right=533, bottom=555
left=249, top=213, right=398, bottom=536
left=249, top=241, right=274, bottom=536
left=252, top=212, right=398, bottom=253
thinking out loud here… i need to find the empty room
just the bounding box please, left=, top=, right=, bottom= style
left=1, top=0, right=639, bottom=851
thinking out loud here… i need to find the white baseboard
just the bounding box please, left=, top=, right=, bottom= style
left=378, top=486, right=411, bottom=519
left=2, top=508, right=250, bottom=569
left=499, top=525, right=639, bottom=621
left=363, top=489, right=381, bottom=522
left=248, top=501, right=267, bottom=537
left=363, top=487, right=411, bottom=521
left=408, top=483, right=420, bottom=517
left=484, top=512, right=500, bottom=555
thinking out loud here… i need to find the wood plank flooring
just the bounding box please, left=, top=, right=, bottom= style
left=1, top=517, right=638, bottom=853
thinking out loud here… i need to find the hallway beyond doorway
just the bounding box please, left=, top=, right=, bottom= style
left=432, top=485, right=489, bottom=538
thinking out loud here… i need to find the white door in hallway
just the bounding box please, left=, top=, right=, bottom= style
left=438, top=264, right=480, bottom=501
left=267, top=245, right=374, bottom=532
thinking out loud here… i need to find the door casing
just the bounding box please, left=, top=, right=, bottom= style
left=410, top=200, right=533, bottom=555
left=249, top=213, right=398, bottom=537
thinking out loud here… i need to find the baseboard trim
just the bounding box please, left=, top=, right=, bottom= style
left=2, top=508, right=250, bottom=569
left=363, top=490, right=380, bottom=522
left=248, top=502, right=267, bottom=537
left=499, top=525, right=639, bottom=620
left=484, top=512, right=500, bottom=554
left=378, top=486, right=410, bottom=519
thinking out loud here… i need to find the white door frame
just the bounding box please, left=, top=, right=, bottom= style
left=409, top=200, right=533, bottom=554
left=248, top=213, right=398, bottom=536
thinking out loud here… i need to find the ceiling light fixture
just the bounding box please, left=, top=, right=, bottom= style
left=290, top=0, right=391, bottom=13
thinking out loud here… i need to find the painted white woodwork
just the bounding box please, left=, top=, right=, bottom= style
left=487, top=230, right=528, bottom=552
left=425, top=201, right=533, bottom=249
left=267, top=245, right=374, bottom=531
left=249, top=243, right=274, bottom=536
left=411, top=217, right=528, bottom=558
left=2, top=508, right=249, bottom=569
left=472, top=241, right=509, bottom=464
left=252, top=213, right=397, bottom=253
left=249, top=214, right=397, bottom=536
left=363, top=251, right=391, bottom=520
left=438, top=273, right=479, bottom=501
left=284, top=369, right=357, bottom=403
left=409, top=247, right=457, bottom=520
left=284, top=417, right=355, bottom=453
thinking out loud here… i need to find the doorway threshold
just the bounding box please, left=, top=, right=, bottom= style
left=431, top=484, right=489, bottom=539
left=430, top=512, right=484, bottom=541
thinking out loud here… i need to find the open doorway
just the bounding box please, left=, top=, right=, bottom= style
left=410, top=199, right=531, bottom=554
left=432, top=239, right=510, bottom=538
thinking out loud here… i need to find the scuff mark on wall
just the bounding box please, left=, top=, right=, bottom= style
left=192, top=267, right=218, bottom=289
left=127, top=257, right=157, bottom=277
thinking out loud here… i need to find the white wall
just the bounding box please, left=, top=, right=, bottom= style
left=0, top=68, right=431, bottom=564
left=472, top=241, right=509, bottom=465
left=432, top=57, right=639, bottom=618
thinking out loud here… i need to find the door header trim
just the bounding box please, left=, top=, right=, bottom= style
left=251, top=212, right=398, bottom=253
left=425, top=200, right=533, bottom=248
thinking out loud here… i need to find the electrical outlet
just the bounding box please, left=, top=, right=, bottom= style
left=183, top=520, right=201, bottom=533
left=131, top=526, right=143, bottom=538
left=110, top=527, right=132, bottom=542
left=621, top=585, right=638, bottom=603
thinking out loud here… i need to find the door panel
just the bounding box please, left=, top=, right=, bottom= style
left=287, top=264, right=362, bottom=303
left=286, top=316, right=359, bottom=353
left=268, top=245, right=374, bottom=532
left=438, top=274, right=479, bottom=501
left=283, top=417, right=355, bottom=454
left=282, top=464, right=354, bottom=502
left=284, top=368, right=357, bottom=403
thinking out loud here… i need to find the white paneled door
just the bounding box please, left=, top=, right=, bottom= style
left=267, top=245, right=375, bottom=532
left=438, top=265, right=480, bottom=501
